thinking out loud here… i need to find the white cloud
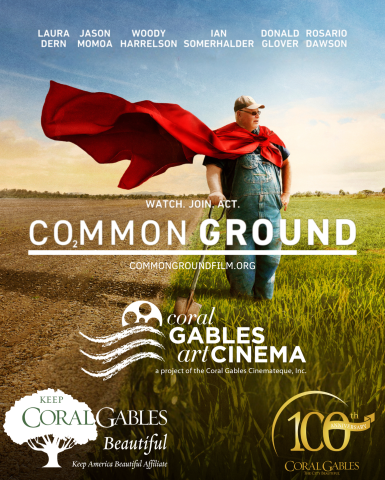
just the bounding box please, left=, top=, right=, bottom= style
left=0, top=68, right=48, bottom=83
left=264, top=100, right=385, bottom=192
left=0, top=121, right=129, bottom=194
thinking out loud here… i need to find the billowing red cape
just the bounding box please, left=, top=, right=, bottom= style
left=42, top=81, right=286, bottom=190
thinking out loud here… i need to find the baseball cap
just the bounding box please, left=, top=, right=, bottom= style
left=234, top=95, right=265, bottom=112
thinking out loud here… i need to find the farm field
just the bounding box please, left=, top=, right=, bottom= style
left=0, top=198, right=202, bottom=480
left=87, top=197, right=385, bottom=480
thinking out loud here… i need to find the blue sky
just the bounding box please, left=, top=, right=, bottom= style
left=1, top=0, right=384, bottom=194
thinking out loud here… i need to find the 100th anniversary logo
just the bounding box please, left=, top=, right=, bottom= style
left=272, top=391, right=375, bottom=474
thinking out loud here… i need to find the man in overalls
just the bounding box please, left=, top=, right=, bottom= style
left=203, top=96, right=292, bottom=300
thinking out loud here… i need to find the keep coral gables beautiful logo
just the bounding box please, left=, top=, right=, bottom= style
left=3, top=389, right=97, bottom=468
left=4, top=388, right=168, bottom=469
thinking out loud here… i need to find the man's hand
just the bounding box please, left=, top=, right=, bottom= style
left=281, top=192, right=290, bottom=211
left=206, top=164, right=226, bottom=205
left=281, top=158, right=292, bottom=211
left=208, top=191, right=227, bottom=206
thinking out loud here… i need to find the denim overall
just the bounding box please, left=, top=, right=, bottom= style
left=225, top=152, right=283, bottom=299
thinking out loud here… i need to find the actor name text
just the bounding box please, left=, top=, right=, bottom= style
left=38, top=28, right=348, bottom=49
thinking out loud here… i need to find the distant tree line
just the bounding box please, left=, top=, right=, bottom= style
left=1, top=188, right=384, bottom=200
left=0, top=189, right=208, bottom=200
left=292, top=189, right=385, bottom=198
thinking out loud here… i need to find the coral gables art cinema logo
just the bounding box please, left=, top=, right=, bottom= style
left=79, top=300, right=307, bottom=380
left=3, top=389, right=97, bottom=468
left=272, top=391, right=375, bottom=474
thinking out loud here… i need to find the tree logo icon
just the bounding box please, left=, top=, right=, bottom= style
left=3, top=388, right=97, bottom=468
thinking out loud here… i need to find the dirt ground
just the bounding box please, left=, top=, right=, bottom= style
left=0, top=198, right=202, bottom=480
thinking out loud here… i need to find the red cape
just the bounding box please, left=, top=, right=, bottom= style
left=41, top=81, right=286, bottom=190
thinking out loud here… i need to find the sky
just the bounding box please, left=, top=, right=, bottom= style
left=1, top=0, right=384, bottom=195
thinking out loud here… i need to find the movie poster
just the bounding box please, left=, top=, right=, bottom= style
left=1, top=1, right=384, bottom=479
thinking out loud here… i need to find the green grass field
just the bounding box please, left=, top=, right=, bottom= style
left=85, top=197, right=385, bottom=480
